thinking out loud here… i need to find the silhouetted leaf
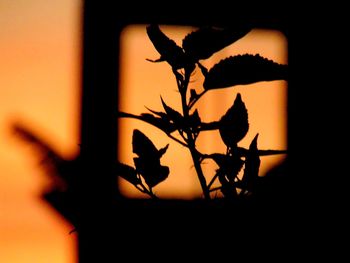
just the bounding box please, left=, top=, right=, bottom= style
left=145, top=107, right=168, bottom=119
left=219, top=93, right=249, bottom=147
left=146, top=24, right=187, bottom=69
left=237, top=147, right=287, bottom=158
left=119, top=111, right=176, bottom=134
left=132, top=129, right=159, bottom=157
left=117, top=162, right=140, bottom=185
left=133, top=157, right=169, bottom=188
left=132, top=129, right=169, bottom=188
left=158, top=144, right=169, bottom=158
left=12, top=123, right=77, bottom=189
left=210, top=152, right=244, bottom=183
left=197, top=62, right=208, bottom=78
left=204, top=54, right=288, bottom=90
left=182, top=26, right=251, bottom=61
left=160, top=97, right=183, bottom=125
left=240, top=134, right=260, bottom=191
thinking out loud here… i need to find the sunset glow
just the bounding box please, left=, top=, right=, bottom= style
left=118, top=25, right=288, bottom=199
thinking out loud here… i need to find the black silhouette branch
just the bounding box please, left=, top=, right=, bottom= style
left=118, top=111, right=188, bottom=147
left=177, top=68, right=210, bottom=200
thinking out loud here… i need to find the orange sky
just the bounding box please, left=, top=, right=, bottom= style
left=118, top=25, right=288, bottom=199
left=0, top=1, right=80, bottom=262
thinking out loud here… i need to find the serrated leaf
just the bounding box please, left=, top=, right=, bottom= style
left=146, top=24, right=187, bottom=69
left=158, top=144, right=169, bottom=158
left=133, top=157, right=169, bottom=188
left=209, top=152, right=244, bottom=182
left=197, top=62, right=208, bottom=77
left=182, top=26, right=251, bottom=61
left=132, top=129, right=169, bottom=188
left=241, top=134, right=261, bottom=191
left=204, top=54, right=288, bottom=90
left=117, top=162, right=141, bottom=185
left=219, top=93, right=249, bottom=147
left=146, top=107, right=168, bottom=119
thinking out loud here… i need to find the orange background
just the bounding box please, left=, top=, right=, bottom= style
left=0, top=1, right=80, bottom=262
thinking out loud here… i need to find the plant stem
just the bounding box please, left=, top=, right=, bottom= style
left=209, top=186, right=222, bottom=193
left=179, top=70, right=210, bottom=200
left=207, top=173, right=219, bottom=190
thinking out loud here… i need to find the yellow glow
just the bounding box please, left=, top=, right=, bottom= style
left=118, top=25, right=287, bottom=199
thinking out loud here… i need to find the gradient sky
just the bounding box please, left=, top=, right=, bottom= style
left=0, top=1, right=80, bottom=262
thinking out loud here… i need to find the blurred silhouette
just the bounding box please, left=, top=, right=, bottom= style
left=13, top=123, right=79, bottom=191
left=12, top=123, right=83, bottom=226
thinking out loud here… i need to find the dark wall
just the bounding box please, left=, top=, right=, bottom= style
left=75, top=1, right=345, bottom=261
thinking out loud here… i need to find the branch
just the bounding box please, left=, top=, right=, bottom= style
left=207, top=173, right=219, bottom=190
left=209, top=186, right=222, bottom=193
left=118, top=111, right=188, bottom=147
left=179, top=69, right=210, bottom=200
left=239, top=148, right=287, bottom=157
left=201, top=148, right=287, bottom=159
left=199, top=121, right=221, bottom=131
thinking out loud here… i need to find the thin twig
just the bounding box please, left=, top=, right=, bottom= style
left=207, top=173, right=219, bottom=190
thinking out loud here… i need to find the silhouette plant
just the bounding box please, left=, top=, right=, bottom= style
left=13, top=24, right=288, bottom=203
left=118, top=24, right=288, bottom=200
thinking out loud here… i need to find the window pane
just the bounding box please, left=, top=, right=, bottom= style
left=118, top=25, right=287, bottom=199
